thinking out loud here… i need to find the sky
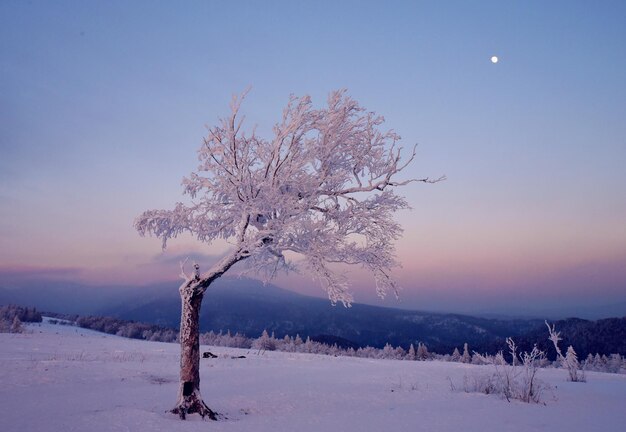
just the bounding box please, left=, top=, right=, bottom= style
left=1, top=0, right=625, bottom=318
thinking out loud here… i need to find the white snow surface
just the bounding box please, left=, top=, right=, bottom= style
left=0, top=320, right=625, bottom=432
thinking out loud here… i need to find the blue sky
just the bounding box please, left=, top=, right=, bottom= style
left=1, top=1, right=625, bottom=317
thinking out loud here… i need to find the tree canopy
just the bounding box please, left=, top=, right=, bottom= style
left=135, top=90, right=439, bottom=305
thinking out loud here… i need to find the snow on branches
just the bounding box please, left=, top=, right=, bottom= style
left=135, top=90, right=440, bottom=305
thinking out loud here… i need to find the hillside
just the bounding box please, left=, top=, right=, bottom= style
left=1, top=320, right=625, bottom=432
left=93, top=279, right=544, bottom=353
left=2, top=279, right=625, bottom=356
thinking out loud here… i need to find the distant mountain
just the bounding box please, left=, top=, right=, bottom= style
left=95, top=278, right=547, bottom=353
left=0, top=280, right=175, bottom=315
left=2, top=278, right=625, bottom=356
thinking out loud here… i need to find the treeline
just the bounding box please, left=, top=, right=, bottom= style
left=0, top=304, right=43, bottom=323
left=201, top=328, right=437, bottom=360
left=199, top=329, right=626, bottom=374
left=0, top=305, right=42, bottom=333
left=7, top=308, right=625, bottom=375
left=66, top=315, right=178, bottom=342
left=581, top=353, right=624, bottom=374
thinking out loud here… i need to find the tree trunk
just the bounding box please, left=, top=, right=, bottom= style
left=171, top=286, right=217, bottom=420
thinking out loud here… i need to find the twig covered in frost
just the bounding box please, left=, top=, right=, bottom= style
left=546, top=321, right=585, bottom=382
left=458, top=337, right=549, bottom=404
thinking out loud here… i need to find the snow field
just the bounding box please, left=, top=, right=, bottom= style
left=0, top=321, right=624, bottom=432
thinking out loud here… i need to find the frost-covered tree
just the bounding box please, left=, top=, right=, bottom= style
left=407, top=343, right=417, bottom=361
left=583, top=353, right=594, bottom=371
left=607, top=354, right=623, bottom=374
left=416, top=342, right=429, bottom=361
left=294, top=334, right=303, bottom=347
left=381, top=343, right=395, bottom=359
left=329, top=343, right=342, bottom=357
left=493, top=351, right=507, bottom=366
left=461, top=343, right=472, bottom=364
left=593, top=353, right=605, bottom=370
left=303, top=336, right=314, bottom=354
left=11, top=315, right=23, bottom=333
left=565, top=346, right=581, bottom=378
left=471, top=351, right=489, bottom=365
left=281, top=335, right=294, bottom=352
left=451, top=347, right=461, bottom=362
left=253, top=329, right=277, bottom=352
left=546, top=321, right=584, bottom=382
left=135, top=90, right=438, bottom=418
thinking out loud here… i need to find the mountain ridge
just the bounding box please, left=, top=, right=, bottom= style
left=3, top=277, right=625, bottom=356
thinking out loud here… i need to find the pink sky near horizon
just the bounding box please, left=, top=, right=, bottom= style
left=1, top=225, right=624, bottom=316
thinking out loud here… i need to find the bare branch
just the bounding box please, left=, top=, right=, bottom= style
left=546, top=320, right=565, bottom=360
left=179, top=257, right=190, bottom=281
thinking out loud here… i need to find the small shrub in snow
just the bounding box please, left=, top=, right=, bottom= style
left=456, top=337, right=549, bottom=404
left=462, top=373, right=498, bottom=395
left=11, top=316, right=23, bottom=333
left=112, top=350, right=147, bottom=363
left=253, top=330, right=277, bottom=352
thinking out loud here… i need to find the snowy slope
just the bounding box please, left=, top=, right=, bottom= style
left=0, top=320, right=624, bottom=432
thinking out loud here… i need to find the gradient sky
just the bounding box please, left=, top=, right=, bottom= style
left=1, top=1, right=625, bottom=317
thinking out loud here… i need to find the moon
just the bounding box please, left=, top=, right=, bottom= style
left=491, top=56, right=499, bottom=64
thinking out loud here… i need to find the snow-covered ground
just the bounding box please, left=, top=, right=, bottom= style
left=0, top=320, right=625, bottom=432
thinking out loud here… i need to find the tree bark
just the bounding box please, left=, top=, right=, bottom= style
left=169, top=251, right=246, bottom=420
left=171, top=286, right=217, bottom=420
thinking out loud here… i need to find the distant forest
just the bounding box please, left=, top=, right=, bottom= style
left=4, top=305, right=624, bottom=375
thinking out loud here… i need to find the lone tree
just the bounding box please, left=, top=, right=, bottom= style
left=135, top=90, right=440, bottom=419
